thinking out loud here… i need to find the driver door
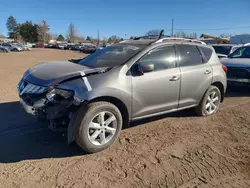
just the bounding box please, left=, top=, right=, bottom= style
left=131, top=45, right=181, bottom=119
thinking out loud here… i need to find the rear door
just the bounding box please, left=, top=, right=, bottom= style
left=176, top=44, right=212, bottom=108
left=131, top=45, right=181, bottom=118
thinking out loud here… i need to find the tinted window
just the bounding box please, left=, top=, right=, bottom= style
left=212, top=46, right=232, bottom=55
left=199, top=46, right=213, bottom=62
left=138, top=45, right=176, bottom=72
left=177, top=45, right=203, bottom=67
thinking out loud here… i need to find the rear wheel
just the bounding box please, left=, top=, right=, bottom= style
left=195, top=85, right=221, bottom=116
left=75, top=102, right=122, bottom=153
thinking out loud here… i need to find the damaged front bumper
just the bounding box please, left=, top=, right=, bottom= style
left=19, top=93, right=85, bottom=144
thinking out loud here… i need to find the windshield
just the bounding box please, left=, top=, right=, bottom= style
left=212, top=46, right=232, bottom=55
left=78, top=44, right=145, bottom=68
left=228, top=46, right=250, bottom=58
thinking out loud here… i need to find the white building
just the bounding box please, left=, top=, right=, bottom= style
left=230, top=34, right=250, bottom=44
left=0, top=38, right=14, bottom=43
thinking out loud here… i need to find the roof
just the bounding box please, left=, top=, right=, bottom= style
left=119, top=39, right=155, bottom=45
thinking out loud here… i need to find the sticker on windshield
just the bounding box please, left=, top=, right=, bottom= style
left=124, top=46, right=140, bottom=51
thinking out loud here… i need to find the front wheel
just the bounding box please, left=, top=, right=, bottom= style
left=75, top=102, right=123, bottom=153
left=195, top=85, right=221, bottom=116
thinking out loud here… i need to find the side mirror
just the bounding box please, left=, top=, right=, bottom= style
left=138, top=63, right=154, bottom=73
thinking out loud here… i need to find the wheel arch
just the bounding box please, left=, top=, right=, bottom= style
left=88, top=96, right=130, bottom=128
left=211, top=81, right=225, bottom=102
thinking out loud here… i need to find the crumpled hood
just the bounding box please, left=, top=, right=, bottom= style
left=23, top=61, right=106, bottom=86
left=220, top=58, right=250, bottom=67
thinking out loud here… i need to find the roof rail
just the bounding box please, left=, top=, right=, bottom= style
left=155, top=37, right=207, bottom=45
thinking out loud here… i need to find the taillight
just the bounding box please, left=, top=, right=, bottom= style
left=222, top=65, right=227, bottom=73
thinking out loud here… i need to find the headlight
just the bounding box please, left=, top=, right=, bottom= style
left=46, top=88, right=74, bottom=101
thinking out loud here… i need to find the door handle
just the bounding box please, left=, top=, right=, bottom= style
left=169, top=76, right=180, bottom=81
left=204, top=70, right=211, bottom=75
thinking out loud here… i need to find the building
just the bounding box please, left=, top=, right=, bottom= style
left=230, top=34, right=250, bottom=44
left=0, top=38, right=14, bottom=43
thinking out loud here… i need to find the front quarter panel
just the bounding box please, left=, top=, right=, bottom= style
left=57, top=66, right=132, bottom=118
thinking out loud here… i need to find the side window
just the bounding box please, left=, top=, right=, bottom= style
left=138, top=45, right=176, bottom=72
left=177, top=45, right=203, bottom=67
left=198, top=46, right=213, bottom=62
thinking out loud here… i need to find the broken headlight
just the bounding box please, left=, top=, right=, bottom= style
left=46, top=88, right=74, bottom=102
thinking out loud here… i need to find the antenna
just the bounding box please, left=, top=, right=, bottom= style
left=158, top=30, right=164, bottom=39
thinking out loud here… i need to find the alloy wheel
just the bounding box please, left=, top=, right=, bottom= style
left=205, top=91, right=219, bottom=115
left=87, top=111, right=117, bottom=146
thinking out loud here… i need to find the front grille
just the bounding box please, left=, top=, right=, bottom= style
left=18, top=80, right=47, bottom=95
left=227, top=67, right=250, bottom=79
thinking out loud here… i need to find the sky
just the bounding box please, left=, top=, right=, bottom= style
left=0, top=0, right=250, bottom=39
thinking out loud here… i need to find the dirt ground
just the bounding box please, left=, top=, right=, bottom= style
left=0, top=49, right=249, bottom=188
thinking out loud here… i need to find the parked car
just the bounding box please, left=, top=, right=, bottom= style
left=0, top=45, right=10, bottom=53
left=81, top=45, right=97, bottom=54
left=1, top=43, right=23, bottom=51
left=69, top=44, right=83, bottom=51
left=212, top=44, right=241, bottom=58
left=18, top=37, right=227, bottom=153
left=56, top=43, right=67, bottom=50
left=14, top=44, right=31, bottom=51
left=221, top=45, right=250, bottom=84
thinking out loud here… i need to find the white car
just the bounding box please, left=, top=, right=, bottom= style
left=1, top=43, right=23, bottom=51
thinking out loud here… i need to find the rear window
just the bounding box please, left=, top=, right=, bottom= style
left=199, top=46, right=213, bottom=62
left=212, top=46, right=232, bottom=55
left=177, top=45, right=203, bottom=67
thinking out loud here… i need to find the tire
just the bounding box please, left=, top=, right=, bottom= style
left=195, top=85, right=221, bottom=116
left=75, top=101, right=123, bottom=153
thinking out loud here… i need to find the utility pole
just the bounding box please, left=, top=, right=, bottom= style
left=97, top=29, right=100, bottom=47
left=171, top=19, right=174, bottom=37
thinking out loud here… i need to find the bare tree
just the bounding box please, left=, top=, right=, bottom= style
left=108, top=35, right=120, bottom=43
left=189, top=32, right=198, bottom=39
left=174, top=31, right=187, bottom=38
left=16, top=34, right=24, bottom=43
left=68, top=23, right=76, bottom=43
left=145, top=29, right=162, bottom=36
left=75, top=36, right=85, bottom=43
left=37, top=20, right=49, bottom=43
left=219, top=33, right=232, bottom=38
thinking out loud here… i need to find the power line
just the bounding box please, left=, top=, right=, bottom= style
left=175, top=26, right=250, bottom=31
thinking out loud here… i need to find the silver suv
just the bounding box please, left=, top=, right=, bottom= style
left=18, top=37, right=227, bottom=153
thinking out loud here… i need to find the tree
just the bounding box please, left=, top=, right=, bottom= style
left=174, top=31, right=188, bottom=38
left=130, top=36, right=135, bottom=39
left=145, top=29, right=162, bottom=36
left=19, top=21, right=38, bottom=43
left=86, top=36, right=91, bottom=41
left=75, top=36, right=85, bottom=43
left=68, top=23, right=76, bottom=43
left=6, top=16, right=19, bottom=39
left=219, top=33, right=232, bottom=38
left=16, top=34, right=24, bottom=43
left=108, top=35, right=120, bottom=43
left=189, top=33, right=198, bottom=39
left=37, top=20, right=49, bottom=43
left=57, top=34, right=65, bottom=41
